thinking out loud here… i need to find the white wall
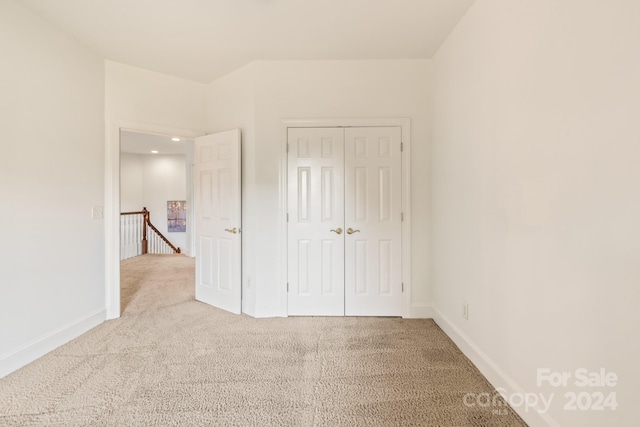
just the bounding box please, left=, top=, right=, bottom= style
left=431, top=0, right=640, bottom=425
left=207, top=60, right=432, bottom=317
left=120, top=153, right=187, bottom=251
left=105, top=61, right=207, bottom=132
left=120, top=153, right=144, bottom=212
left=142, top=154, right=188, bottom=251
left=0, top=0, right=105, bottom=376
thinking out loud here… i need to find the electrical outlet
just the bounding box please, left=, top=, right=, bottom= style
left=92, top=205, right=104, bottom=220
left=462, top=302, right=469, bottom=321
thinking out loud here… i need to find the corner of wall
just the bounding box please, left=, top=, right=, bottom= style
left=407, top=304, right=436, bottom=319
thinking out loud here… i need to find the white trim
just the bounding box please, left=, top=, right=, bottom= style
left=279, top=118, right=412, bottom=317
left=432, top=307, right=559, bottom=427
left=408, top=304, right=436, bottom=319
left=105, top=119, right=204, bottom=319
left=0, top=309, right=106, bottom=378
left=399, top=120, right=412, bottom=319
left=254, top=305, right=287, bottom=319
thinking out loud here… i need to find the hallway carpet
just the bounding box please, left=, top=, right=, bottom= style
left=0, top=254, right=527, bottom=426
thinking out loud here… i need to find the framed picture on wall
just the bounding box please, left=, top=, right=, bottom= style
left=167, top=201, right=187, bottom=232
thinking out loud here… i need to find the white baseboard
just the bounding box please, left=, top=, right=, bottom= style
left=407, top=304, right=436, bottom=318
left=250, top=304, right=437, bottom=319
left=0, top=309, right=106, bottom=379
left=431, top=307, right=558, bottom=427
left=253, top=305, right=287, bottom=318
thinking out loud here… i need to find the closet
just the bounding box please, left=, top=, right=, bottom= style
left=287, top=127, right=403, bottom=316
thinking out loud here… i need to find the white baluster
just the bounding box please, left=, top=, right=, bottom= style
left=124, top=215, right=129, bottom=260
left=126, top=215, right=132, bottom=259
left=120, top=216, right=124, bottom=260
left=139, top=215, right=143, bottom=256
left=135, top=215, right=140, bottom=256
left=124, top=216, right=129, bottom=259
left=131, top=215, right=135, bottom=259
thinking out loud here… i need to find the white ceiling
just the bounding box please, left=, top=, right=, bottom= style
left=22, top=0, right=475, bottom=83
left=120, top=130, right=192, bottom=155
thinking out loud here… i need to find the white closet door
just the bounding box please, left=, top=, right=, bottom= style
left=287, top=128, right=345, bottom=315
left=344, top=127, right=403, bottom=316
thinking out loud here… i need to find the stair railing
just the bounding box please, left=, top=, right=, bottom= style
left=120, top=207, right=181, bottom=260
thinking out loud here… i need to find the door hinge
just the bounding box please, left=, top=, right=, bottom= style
left=287, top=282, right=289, bottom=292
left=401, top=142, right=404, bottom=152
left=286, top=213, right=289, bottom=222
left=402, top=283, right=404, bottom=292
left=401, top=212, right=404, bottom=222
left=287, top=143, right=289, bottom=153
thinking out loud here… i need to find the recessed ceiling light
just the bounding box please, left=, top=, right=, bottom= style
left=172, top=137, right=181, bottom=142
left=151, top=150, right=158, bottom=154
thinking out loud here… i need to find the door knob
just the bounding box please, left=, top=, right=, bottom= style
left=346, top=228, right=360, bottom=235
left=330, top=227, right=343, bottom=235
left=224, top=227, right=238, bottom=234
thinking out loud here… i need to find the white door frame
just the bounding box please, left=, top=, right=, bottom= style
left=279, top=118, right=412, bottom=318
left=105, top=120, right=204, bottom=319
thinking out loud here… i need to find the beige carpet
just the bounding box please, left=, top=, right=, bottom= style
left=0, top=254, right=527, bottom=426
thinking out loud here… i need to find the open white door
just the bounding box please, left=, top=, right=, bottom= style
left=194, top=129, right=241, bottom=314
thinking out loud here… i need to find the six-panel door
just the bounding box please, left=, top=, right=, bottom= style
left=287, top=127, right=402, bottom=316
left=344, top=127, right=402, bottom=316
left=194, top=129, right=242, bottom=314
left=287, top=128, right=346, bottom=315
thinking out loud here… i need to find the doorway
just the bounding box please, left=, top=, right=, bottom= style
left=106, top=122, right=204, bottom=319
left=119, top=130, right=194, bottom=312
left=120, top=130, right=193, bottom=255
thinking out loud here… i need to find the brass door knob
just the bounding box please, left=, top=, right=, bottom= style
left=346, top=228, right=360, bottom=235
left=330, top=228, right=343, bottom=235
left=224, top=227, right=238, bottom=234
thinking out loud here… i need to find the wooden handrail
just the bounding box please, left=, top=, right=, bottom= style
left=146, top=216, right=181, bottom=254
left=120, top=207, right=180, bottom=256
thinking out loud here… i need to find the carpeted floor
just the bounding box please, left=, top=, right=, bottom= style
left=0, top=254, right=527, bottom=426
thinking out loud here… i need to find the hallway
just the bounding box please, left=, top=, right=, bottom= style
left=120, top=254, right=194, bottom=314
